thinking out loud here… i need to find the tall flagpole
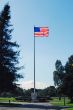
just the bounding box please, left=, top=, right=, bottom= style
left=31, top=27, right=36, bottom=102
left=32, top=26, right=49, bottom=101
left=34, top=28, right=35, bottom=94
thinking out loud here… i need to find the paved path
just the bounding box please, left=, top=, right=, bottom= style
left=0, top=102, right=70, bottom=110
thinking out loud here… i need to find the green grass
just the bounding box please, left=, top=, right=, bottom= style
left=50, top=97, right=73, bottom=110
left=0, top=97, right=16, bottom=102
left=66, top=109, right=73, bottom=110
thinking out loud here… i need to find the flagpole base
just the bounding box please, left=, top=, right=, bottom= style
left=31, top=92, right=37, bottom=102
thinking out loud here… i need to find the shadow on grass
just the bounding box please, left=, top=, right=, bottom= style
left=0, top=102, right=73, bottom=110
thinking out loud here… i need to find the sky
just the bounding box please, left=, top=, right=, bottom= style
left=0, top=0, right=73, bottom=89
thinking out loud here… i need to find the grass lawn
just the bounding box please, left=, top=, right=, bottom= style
left=49, top=97, right=73, bottom=110
left=0, top=97, right=16, bottom=102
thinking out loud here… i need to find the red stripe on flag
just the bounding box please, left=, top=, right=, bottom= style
left=34, top=27, right=49, bottom=37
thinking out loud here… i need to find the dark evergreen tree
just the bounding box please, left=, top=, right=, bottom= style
left=0, top=4, right=22, bottom=93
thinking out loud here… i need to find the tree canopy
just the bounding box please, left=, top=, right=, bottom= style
left=53, top=55, right=73, bottom=102
left=0, top=4, right=22, bottom=93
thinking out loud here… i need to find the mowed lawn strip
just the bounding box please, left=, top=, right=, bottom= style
left=49, top=97, right=73, bottom=110
left=0, top=97, right=16, bottom=102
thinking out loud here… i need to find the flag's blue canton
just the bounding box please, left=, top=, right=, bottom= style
left=34, top=27, right=40, bottom=32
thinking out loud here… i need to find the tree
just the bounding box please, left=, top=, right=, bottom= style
left=53, top=60, right=65, bottom=99
left=62, top=55, right=73, bottom=102
left=53, top=55, right=73, bottom=102
left=14, top=87, right=24, bottom=97
left=0, top=4, right=22, bottom=93
left=48, top=86, right=56, bottom=97
left=53, top=60, right=64, bottom=87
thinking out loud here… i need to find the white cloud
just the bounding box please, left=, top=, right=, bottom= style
left=18, top=80, right=48, bottom=90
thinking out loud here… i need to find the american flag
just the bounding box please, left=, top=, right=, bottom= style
left=34, top=27, right=49, bottom=37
